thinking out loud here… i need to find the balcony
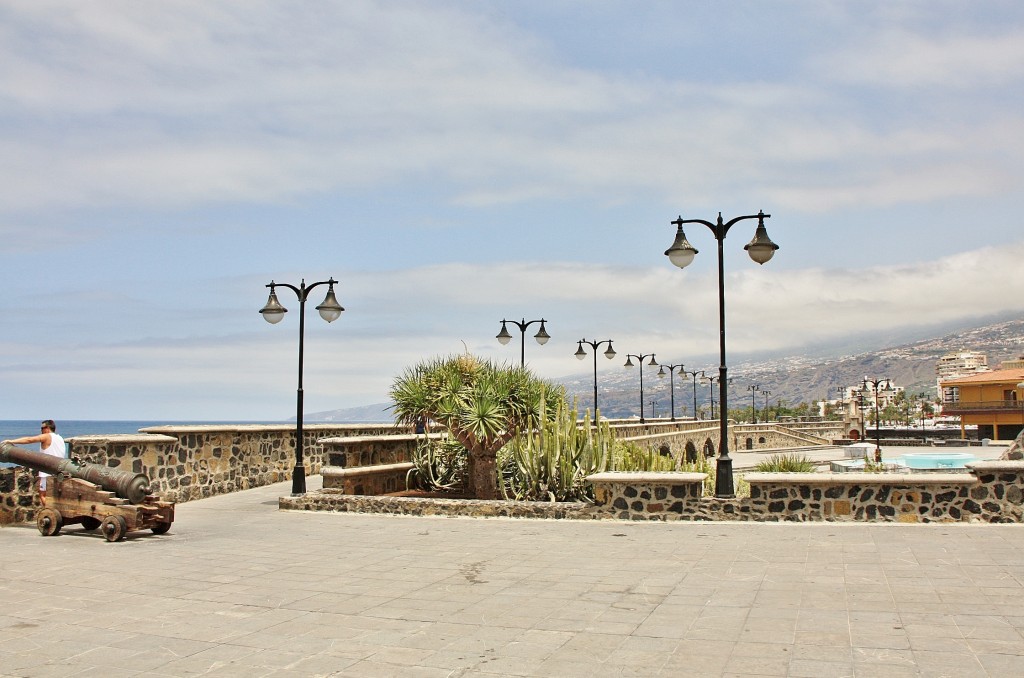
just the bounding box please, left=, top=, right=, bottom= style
left=943, top=399, right=1022, bottom=415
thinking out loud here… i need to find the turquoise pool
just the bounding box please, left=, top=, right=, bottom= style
left=898, top=452, right=976, bottom=470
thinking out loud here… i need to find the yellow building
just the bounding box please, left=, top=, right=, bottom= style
left=940, top=368, right=1024, bottom=441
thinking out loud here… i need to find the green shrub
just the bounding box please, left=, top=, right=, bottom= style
left=613, top=442, right=676, bottom=472
left=753, top=454, right=817, bottom=473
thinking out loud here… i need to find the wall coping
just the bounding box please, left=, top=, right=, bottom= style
left=68, top=434, right=178, bottom=443
left=967, top=461, right=1024, bottom=472
left=619, top=429, right=719, bottom=443
left=587, top=472, right=707, bottom=483
left=323, top=462, right=414, bottom=477
left=744, top=472, right=978, bottom=486
left=321, top=433, right=445, bottom=445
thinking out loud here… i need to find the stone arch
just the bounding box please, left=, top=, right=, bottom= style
left=703, top=438, right=716, bottom=457
left=758, top=436, right=766, bottom=445
left=658, top=443, right=672, bottom=457
left=745, top=437, right=754, bottom=450
left=685, top=441, right=698, bottom=463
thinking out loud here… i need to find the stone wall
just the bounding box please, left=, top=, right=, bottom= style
left=1, top=423, right=411, bottom=524
left=321, top=433, right=439, bottom=468
left=0, top=467, right=41, bottom=525
left=283, top=462, right=1024, bottom=523
left=585, top=461, right=1024, bottom=523
left=611, top=420, right=843, bottom=461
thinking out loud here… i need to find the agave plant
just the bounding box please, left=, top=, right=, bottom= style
left=406, top=438, right=467, bottom=492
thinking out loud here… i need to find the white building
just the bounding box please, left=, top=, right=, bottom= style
left=936, top=350, right=989, bottom=400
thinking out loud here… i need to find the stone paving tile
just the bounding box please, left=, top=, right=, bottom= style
left=6, top=479, right=1024, bottom=676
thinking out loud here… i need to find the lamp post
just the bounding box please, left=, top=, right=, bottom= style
left=656, top=363, right=684, bottom=421
left=497, top=318, right=550, bottom=367
left=684, top=370, right=704, bottom=420
left=762, top=390, right=773, bottom=422
left=624, top=353, right=658, bottom=423
left=575, top=339, right=616, bottom=414
left=664, top=209, right=778, bottom=497
left=748, top=384, right=761, bottom=424
left=259, top=277, right=344, bottom=496
left=836, top=386, right=846, bottom=421
left=703, top=375, right=729, bottom=420
left=863, top=377, right=892, bottom=463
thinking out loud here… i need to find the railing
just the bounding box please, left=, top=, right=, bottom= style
left=943, top=399, right=1022, bottom=413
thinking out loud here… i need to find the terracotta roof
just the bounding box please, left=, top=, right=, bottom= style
left=941, top=368, right=1024, bottom=385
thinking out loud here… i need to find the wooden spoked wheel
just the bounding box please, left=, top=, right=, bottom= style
left=36, top=508, right=63, bottom=536
left=100, top=515, right=128, bottom=542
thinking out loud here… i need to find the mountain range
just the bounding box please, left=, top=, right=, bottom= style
left=305, top=313, right=1024, bottom=422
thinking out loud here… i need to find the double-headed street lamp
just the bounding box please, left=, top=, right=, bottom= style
left=575, top=339, right=616, bottom=415
left=497, top=318, right=550, bottom=367
left=665, top=210, right=778, bottom=497
left=624, top=353, right=658, bottom=423
left=657, top=363, right=684, bottom=421
left=704, top=374, right=728, bottom=420
left=747, top=384, right=761, bottom=424
left=259, top=278, right=344, bottom=496
left=684, top=370, right=705, bottom=420
left=762, top=390, right=773, bottom=422
left=863, top=377, right=892, bottom=462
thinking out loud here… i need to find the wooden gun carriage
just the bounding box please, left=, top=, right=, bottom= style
left=0, top=442, right=175, bottom=541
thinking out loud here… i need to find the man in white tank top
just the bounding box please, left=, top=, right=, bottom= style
left=2, top=419, right=66, bottom=505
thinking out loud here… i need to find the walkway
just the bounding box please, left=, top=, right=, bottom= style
left=3, top=473, right=1024, bottom=676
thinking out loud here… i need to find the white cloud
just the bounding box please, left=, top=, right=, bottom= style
left=1, top=1, right=1021, bottom=223
left=4, top=242, right=1021, bottom=419
left=817, top=28, right=1024, bottom=88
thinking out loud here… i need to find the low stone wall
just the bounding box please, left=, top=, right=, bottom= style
left=1, top=423, right=411, bottom=524
left=585, top=461, right=1024, bottom=523
left=285, top=461, right=1024, bottom=523
left=321, top=433, right=440, bottom=468
left=323, top=462, right=415, bottom=495
left=281, top=490, right=598, bottom=520
left=0, top=467, right=41, bottom=525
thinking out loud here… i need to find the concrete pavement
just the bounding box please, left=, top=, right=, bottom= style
left=3, top=473, right=1024, bottom=677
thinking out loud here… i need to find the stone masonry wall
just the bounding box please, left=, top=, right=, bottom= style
left=1, top=423, right=410, bottom=524
left=586, top=462, right=1024, bottom=523
left=283, top=462, right=1024, bottom=524
left=0, top=467, right=41, bottom=525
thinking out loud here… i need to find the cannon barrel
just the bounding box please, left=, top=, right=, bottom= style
left=0, top=442, right=152, bottom=504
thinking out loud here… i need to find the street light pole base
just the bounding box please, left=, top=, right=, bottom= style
left=714, top=456, right=735, bottom=498
left=291, top=464, right=307, bottom=496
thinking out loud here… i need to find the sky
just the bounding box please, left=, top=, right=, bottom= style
left=2, top=0, right=1023, bottom=421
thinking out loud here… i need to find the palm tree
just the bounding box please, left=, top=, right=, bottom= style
left=390, top=354, right=562, bottom=499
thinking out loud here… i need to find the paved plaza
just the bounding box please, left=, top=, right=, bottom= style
left=4, top=464, right=1024, bottom=677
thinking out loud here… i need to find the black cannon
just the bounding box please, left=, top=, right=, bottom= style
left=0, top=442, right=175, bottom=541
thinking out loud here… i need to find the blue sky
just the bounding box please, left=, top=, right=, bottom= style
left=2, top=0, right=1023, bottom=420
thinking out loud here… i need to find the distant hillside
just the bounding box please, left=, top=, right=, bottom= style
left=305, top=402, right=394, bottom=423
left=560, top=316, right=1024, bottom=418
left=302, top=315, right=1024, bottom=422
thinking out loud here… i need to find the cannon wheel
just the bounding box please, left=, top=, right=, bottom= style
left=80, top=516, right=101, bottom=531
left=151, top=522, right=172, bottom=535
left=101, top=515, right=128, bottom=542
left=36, top=508, right=63, bottom=536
